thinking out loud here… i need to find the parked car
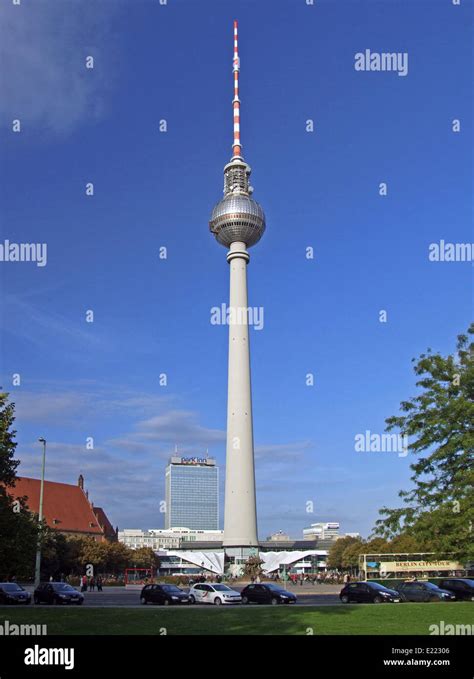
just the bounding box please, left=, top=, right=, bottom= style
left=340, top=581, right=401, bottom=603
left=437, top=579, right=474, bottom=601
left=240, top=583, right=297, bottom=605
left=188, top=583, right=241, bottom=605
left=140, top=584, right=189, bottom=605
left=34, top=582, right=84, bottom=605
left=0, top=583, right=31, bottom=605
left=396, top=581, right=456, bottom=603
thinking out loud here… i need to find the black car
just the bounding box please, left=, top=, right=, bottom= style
left=0, top=583, right=31, bottom=605
left=34, top=582, right=84, bottom=605
left=437, top=579, right=474, bottom=602
left=240, top=583, right=297, bottom=605
left=396, top=581, right=456, bottom=603
left=140, top=584, right=189, bottom=605
left=340, top=581, right=401, bottom=603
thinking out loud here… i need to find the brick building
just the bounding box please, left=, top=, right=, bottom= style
left=8, top=475, right=116, bottom=542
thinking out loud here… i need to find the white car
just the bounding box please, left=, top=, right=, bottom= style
left=188, top=583, right=241, bottom=605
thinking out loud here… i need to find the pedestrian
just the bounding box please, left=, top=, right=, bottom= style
left=81, top=575, right=87, bottom=592
left=89, top=576, right=95, bottom=592
left=97, top=576, right=103, bottom=592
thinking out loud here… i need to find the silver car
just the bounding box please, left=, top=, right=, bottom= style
left=189, top=583, right=241, bottom=605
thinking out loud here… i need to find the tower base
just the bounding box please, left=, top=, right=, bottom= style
left=225, top=546, right=259, bottom=561
left=224, top=546, right=260, bottom=577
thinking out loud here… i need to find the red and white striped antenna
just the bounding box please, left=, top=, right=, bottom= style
left=232, top=20, right=242, bottom=158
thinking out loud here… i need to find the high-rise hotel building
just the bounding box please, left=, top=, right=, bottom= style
left=165, top=456, right=219, bottom=530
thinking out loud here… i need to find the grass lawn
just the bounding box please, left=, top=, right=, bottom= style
left=1, top=603, right=473, bottom=635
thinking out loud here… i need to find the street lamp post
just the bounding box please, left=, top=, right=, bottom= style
left=34, top=437, right=47, bottom=588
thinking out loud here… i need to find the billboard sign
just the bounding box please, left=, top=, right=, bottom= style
left=379, top=560, right=463, bottom=574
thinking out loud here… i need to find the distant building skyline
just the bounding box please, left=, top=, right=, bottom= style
left=303, top=522, right=341, bottom=541
left=118, top=527, right=223, bottom=551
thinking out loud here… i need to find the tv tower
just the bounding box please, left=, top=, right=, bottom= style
left=209, top=20, right=266, bottom=560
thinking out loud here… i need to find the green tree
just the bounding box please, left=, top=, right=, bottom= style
left=0, top=493, right=38, bottom=580
left=76, top=538, right=108, bottom=572
left=60, top=537, right=86, bottom=575
left=365, top=537, right=390, bottom=554
left=0, top=392, right=40, bottom=580
left=105, top=540, right=133, bottom=574
left=131, top=547, right=160, bottom=570
left=0, top=391, right=19, bottom=486
left=374, top=325, right=474, bottom=560
left=327, top=536, right=361, bottom=569
left=341, top=541, right=366, bottom=570
left=389, top=533, right=427, bottom=553
left=40, top=531, right=74, bottom=579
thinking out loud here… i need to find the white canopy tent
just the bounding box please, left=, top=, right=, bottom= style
left=161, top=549, right=328, bottom=576
left=166, top=550, right=225, bottom=575
left=260, top=550, right=327, bottom=573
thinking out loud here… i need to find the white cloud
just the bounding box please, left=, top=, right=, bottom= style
left=136, top=410, right=225, bottom=445
left=2, top=293, right=109, bottom=354
left=10, top=385, right=173, bottom=426
left=255, top=440, right=312, bottom=461
left=11, top=383, right=318, bottom=532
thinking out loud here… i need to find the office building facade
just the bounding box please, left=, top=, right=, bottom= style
left=303, top=522, right=341, bottom=541
left=165, top=456, right=219, bottom=530
left=118, top=527, right=223, bottom=551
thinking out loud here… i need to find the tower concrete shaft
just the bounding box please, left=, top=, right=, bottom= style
left=223, top=241, right=258, bottom=547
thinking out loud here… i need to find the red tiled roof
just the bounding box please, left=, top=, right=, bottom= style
left=9, top=477, right=103, bottom=535
left=93, top=507, right=116, bottom=539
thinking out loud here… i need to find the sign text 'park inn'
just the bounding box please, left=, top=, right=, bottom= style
left=378, top=560, right=463, bottom=573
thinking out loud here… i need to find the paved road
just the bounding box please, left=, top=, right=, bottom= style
left=9, top=584, right=343, bottom=608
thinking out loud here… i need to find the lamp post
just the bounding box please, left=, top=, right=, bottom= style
left=34, top=437, right=47, bottom=588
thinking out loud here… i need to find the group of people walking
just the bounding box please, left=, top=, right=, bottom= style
left=284, top=572, right=352, bottom=586
left=80, top=575, right=103, bottom=592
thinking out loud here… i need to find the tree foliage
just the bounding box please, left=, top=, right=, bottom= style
left=0, top=391, right=19, bottom=486
left=327, top=536, right=363, bottom=569
left=130, top=547, right=161, bottom=570
left=373, top=325, right=474, bottom=560
left=0, top=392, right=39, bottom=579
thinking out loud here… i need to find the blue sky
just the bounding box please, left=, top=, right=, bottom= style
left=0, top=0, right=472, bottom=538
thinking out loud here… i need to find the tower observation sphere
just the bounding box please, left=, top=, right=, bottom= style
left=209, top=163, right=266, bottom=248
